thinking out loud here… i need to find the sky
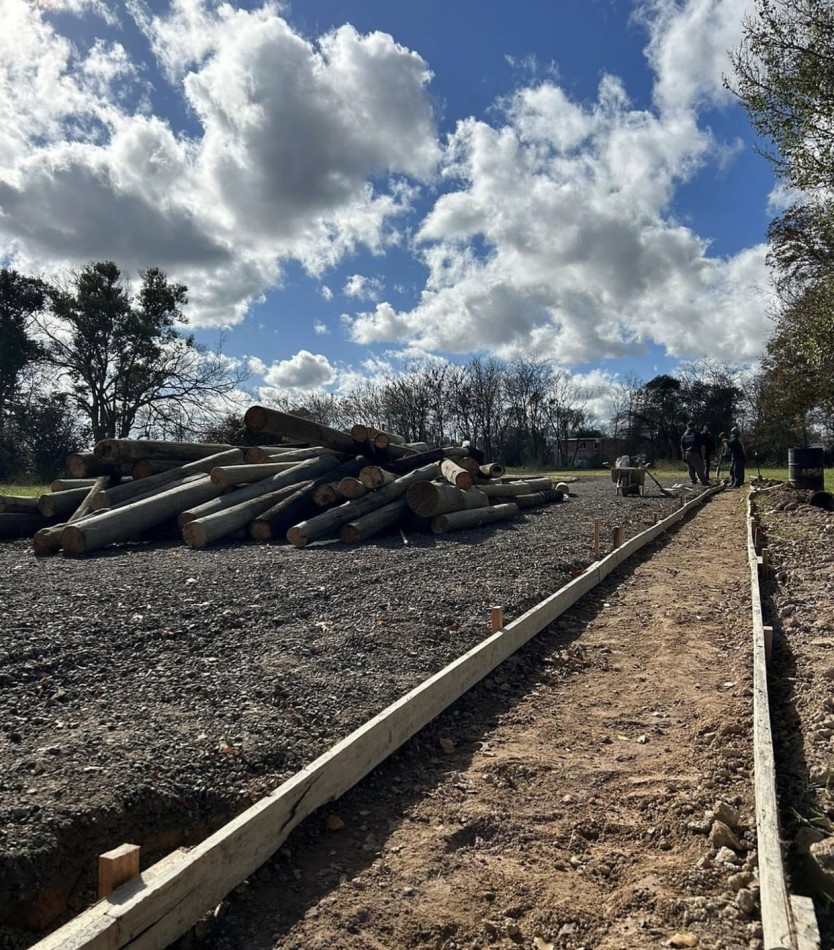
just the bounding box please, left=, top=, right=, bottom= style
left=0, top=0, right=780, bottom=416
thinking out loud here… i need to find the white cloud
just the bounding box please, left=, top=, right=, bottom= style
left=263, top=349, right=336, bottom=388
left=314, top=322, right=329, bottom=335
left=343, top=274, right=384, bottom=300
left=346, top=0, right=771, bottom=367
left=0, top=1, right=439, bottom=325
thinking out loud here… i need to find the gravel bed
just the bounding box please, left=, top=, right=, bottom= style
left=0, top=476, right=684, bottom=946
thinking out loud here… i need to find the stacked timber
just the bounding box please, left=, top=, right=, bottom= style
left=0, top=407, right=566, bottom=554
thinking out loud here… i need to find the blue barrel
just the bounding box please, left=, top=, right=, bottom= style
left=788, top=446, right=825, bottom=490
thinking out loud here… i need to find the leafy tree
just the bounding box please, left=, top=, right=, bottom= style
left=40, top=261, right=245, bottom=442
left=0, top=268, right=46, bottom=434
left=729, top=0, right=834, bottom=191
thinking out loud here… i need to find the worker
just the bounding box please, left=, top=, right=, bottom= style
left=461, top=438, right=485, bottom=465
left=727, top=426, right=747, bottom=488
left=680, top=421, right=709, bottom=486
left=701, top=426, right=715, bottom=478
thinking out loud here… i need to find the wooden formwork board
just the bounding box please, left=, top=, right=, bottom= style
left=747, top=491, right=819, bottom=950
left=33, top=486, right=720, bottom=950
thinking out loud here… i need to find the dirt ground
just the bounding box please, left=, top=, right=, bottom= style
left=194, top=489, right=763, bottom=950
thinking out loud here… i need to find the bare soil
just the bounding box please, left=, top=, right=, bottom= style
left=194, top=489, right=764, bottom=950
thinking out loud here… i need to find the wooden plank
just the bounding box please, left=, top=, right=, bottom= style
left=746, top=501, right=795, bottom=950
left=32, top=485, right=718, bottom=950
left=98, top=845, right=141, bottom=899
left=790, top=894, right=821, bottom=950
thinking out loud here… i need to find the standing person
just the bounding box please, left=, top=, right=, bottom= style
left=727, top=426, right=746, bottom=488
left=717, top=432, right=732, bottom=483
left=680, top=421, right=709, bottom=486
left=701, top=426, right=716, bottom=478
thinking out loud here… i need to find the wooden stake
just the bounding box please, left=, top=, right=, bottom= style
left=98, top=844, right=141, bottom=899
left=761, top=547, right=768, bottom=572
left=593, top=518, right=600, bottom=557
left=490, top=606, right=504, bottom=632
left=763, top=625, right=773, bottom=666
left=612, top=525, right=624, bottom=548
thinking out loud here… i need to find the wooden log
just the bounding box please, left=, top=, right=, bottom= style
left=244, top=405, right=357, bottom=454
left=210, top=462, right=299, bottom=490
left=406, top=481, right=489, bottom=517
left=179, top=456, right=342, bottom=527
left=94, top=439, right=235, bottom=463
left=0, top=494, right=40, bottom=514
left=183, top=482, right=307, bottom=549
left=287, top=462, right=440, bottom=547
left=312, top=482, right=343, bottom=507
left=131, top=459, right=183, bottom=479
left=61, top=475, right=225, bottom=554
left=457, top=456, right=482, bottom=476
left=33, top=477, right=109, bottom=555
left=92, top=449, right=244, bottom=510
left=50, top=479, right=97, bottom=492
left=338, top=476, right=368, bottom=500
left=0, top=513, right=52, bottom=539
left=513, top=489, right=565, bottom=509
left=350, top=424, right=370, bottom=442
left=440, top=458, right=473, bottom=490
left=37, top=487, right=92, bottom=519
left=380, top=447, right=448, bottom=475
left=431, top=502, right=520, bottom=534
left=339, top=499, right=407, bottom=543
left=248, top=481, right=322, bottom=542
left=358, top=465, right=396, bottom=490
left=244, top=445, right=333, bottom=464
left=476, top=478, right=553, bottom=497
left=182, top=455, right=339, bottom=548
left=479, top=462, right=506, bottom=479
left=66, top=452, right=122, bottom=478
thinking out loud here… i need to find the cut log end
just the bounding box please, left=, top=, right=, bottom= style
left=59, top=525, right=87, bottom=554
left=181, top=523, right=207, bottom=549
left=248, top=521, right=272, bottom=543
left=243, top=405, right=268, bottom=432
left=286, top=525, right=308, bottom=547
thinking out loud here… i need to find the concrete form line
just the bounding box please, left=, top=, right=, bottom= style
left=32, top=486, right=720, bottom=950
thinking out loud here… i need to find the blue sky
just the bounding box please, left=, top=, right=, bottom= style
left=0, top=0, right=779, bottom=417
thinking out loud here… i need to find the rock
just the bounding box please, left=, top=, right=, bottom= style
left=325, top=814, right=344, bottom=831
left=667, top=934, right=699, bottom=948
left=710, top=819, right=742, bottom=851
left=806, top=835, right=834, bottom=895
left=715, top=846, right=740, bottom=865
left=735, top=888, right=757, bottom=915
left=727, top=871, right=753, bottom=892
left=439, top=737, right=455, bottom=753
left=713, top=801, right=741, bottom=830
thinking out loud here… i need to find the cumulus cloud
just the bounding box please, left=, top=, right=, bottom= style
left=0, top=1, right=439, bottom=324
left=263, top=350, right=336, bottom=388
left=346, top=0, right=771, bottom=367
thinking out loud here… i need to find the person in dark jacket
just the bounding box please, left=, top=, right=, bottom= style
left=701, top=426, right=715, bottom=478
left=680, top=422, right=709, bottom=485
left=727, top=426, right=746, bottom=488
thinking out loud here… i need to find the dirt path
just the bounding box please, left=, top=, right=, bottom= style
left=186, top=490, right=760, bottom=950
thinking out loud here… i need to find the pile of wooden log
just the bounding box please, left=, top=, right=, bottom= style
left=0, top=406, right=566, bottom=555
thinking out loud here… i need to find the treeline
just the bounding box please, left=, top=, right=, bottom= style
left=730, top=0, right=834, bottom=448
left=0, top=262, right=244, bottom=482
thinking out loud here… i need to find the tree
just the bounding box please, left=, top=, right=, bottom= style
left=0, top=268, right=46, bottom=435
left=40, top=262, right=245, bottom=442
left=729, top=0, right=834, bottom=192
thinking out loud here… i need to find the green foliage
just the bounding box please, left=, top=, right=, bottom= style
left=39, top=261, right=243, bottom=442
left=0, top=268, right=46, bottom=431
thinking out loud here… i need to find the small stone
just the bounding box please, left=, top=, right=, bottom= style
left=710, top=819, right=742, bottom=851
left=439, top=737, right=455, bottom=753
left=325, top=814, right=344, bottom=831
left=713, top=801, right=741, bottom=830
left=736, top=888, right=757, bottom=915
left=667, top=934, right=699, bottom=948
left=727, top=871, right=753, bottom=892
left=715, top=846, right=740, bottom=865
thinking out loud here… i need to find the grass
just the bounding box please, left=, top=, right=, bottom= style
left=0, top=483, right=51, bottom=497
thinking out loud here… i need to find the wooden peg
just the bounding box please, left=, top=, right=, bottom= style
left=490, top=606, right=504, bottom=633
left=98, top=843, right=141, bottom=899
left=593, top=518, right=600, bottom=557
